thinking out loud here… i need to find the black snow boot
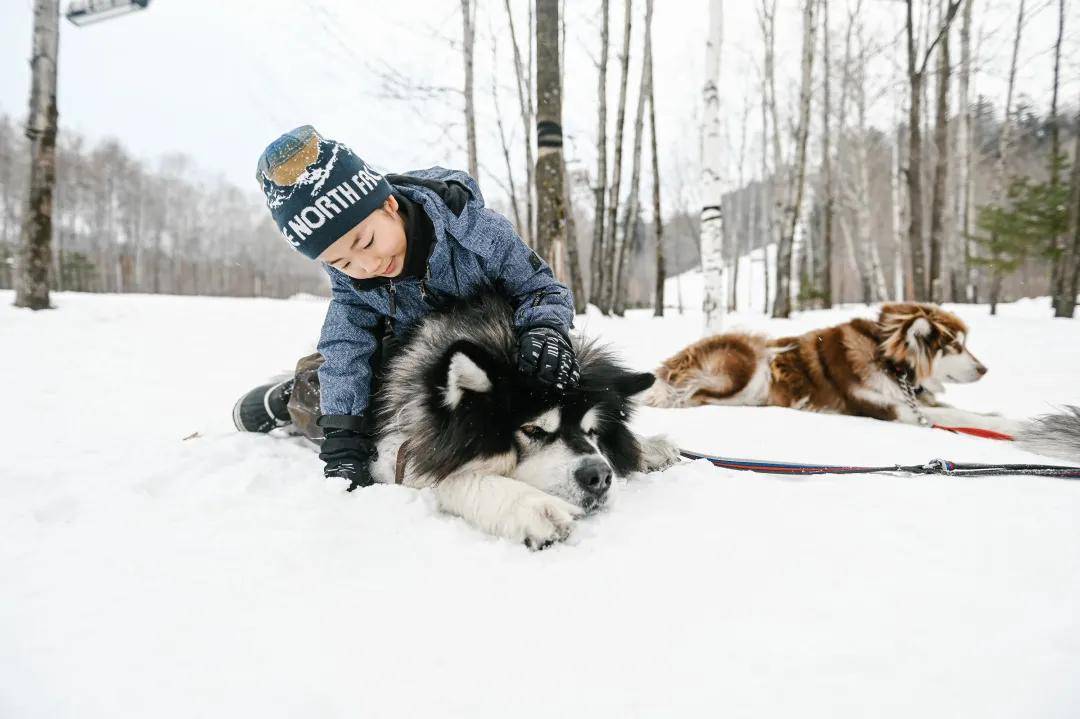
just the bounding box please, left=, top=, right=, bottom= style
left=232, top=379, right=294, bottom=433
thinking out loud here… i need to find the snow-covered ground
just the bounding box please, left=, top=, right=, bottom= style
left=2, top=287, right=1078, bottom=718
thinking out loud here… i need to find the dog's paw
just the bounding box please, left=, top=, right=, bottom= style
left=638, top=434, right=682, bottom=473
left=505, top=491, right=582, bottom=551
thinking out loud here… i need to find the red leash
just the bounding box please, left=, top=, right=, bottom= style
left=933, top=425, right=1014, bottom=441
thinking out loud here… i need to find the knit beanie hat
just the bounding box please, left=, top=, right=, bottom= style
left=256, top=125, right=393, bottom=260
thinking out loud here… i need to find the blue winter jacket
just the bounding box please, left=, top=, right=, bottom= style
left=316, top=167, right=575, bottom=417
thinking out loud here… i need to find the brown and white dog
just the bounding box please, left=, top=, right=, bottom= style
left=644, top=303, right=1022, bottom=436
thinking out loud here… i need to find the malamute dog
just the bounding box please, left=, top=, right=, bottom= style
left=644, top=303, right=1021, bottom=435
left=370, top=294, right=680, bottom=549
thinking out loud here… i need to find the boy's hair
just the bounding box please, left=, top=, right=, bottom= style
left=256, top=125, right=393, bottom=260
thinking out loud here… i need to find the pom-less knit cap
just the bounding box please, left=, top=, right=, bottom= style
left=256, top=125, right=393, bottom=260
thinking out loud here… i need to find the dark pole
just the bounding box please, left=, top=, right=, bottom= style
left=14, top=0, right=60, bottom=310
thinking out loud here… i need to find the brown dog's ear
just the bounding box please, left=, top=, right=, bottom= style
left=906, top=316, right=932, bottom=347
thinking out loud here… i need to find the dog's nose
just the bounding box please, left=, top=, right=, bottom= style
left=976, top=363, right=988, bottom=376
left=574, top=457, right=612, bottom=496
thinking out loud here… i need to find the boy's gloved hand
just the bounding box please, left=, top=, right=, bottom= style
left=318, top=416, right=377, bottom=491
left=517, top=326, right=580, bottom=390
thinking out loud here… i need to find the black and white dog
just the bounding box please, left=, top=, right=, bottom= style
left=368, top=294, right=680, bottom=549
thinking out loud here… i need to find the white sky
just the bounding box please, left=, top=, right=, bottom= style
left=1, top=0, right=1076, bottom=216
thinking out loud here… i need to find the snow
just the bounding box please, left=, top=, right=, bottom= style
left=2, top=287, right=1079, bottom=718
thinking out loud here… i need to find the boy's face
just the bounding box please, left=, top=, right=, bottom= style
left=318, top=195, right=407, bottom=280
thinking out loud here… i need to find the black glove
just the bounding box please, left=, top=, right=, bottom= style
left=517, top=326, right=580, bottom=389
left=318, top=416, right=377, bottom=492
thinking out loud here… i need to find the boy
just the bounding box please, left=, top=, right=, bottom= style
left=233, top=125, right=579, bottom=491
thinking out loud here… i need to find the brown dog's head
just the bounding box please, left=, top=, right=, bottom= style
left=878, top=303, right=987, bottom=384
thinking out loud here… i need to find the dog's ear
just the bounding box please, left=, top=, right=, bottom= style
left=906, top=316, right=932, bottom=347
left=443, top=343, right=494, bottom=409
left=613, top=371, right=656, bottom=399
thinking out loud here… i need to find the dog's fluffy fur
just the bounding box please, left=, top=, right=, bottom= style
left=368, top=294, right=680, bottom=548
left=645, top=303, right=1026, bottom=434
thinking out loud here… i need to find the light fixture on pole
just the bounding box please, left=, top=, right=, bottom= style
left=65, top=0, right=150, bottom=27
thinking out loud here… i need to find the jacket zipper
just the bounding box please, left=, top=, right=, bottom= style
left=386, top=280, right=396, bottom=332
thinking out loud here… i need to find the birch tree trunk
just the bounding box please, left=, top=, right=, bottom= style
left=613, top=0, right=653, bottom=316
left=989, top=0, right=1024, bottom=315
left=905, top=0, right=960, bottom=302
left=15, top=0, right=59, bottom=310
left=928, top=3, right=951, bottom=303
left=772, top=0, right=816, bottom=319
left=504, top=0, right=535, bottom=248
left=589, top=0, right=610, bottom=307
left=491, top=41, right=525, bottom=236
left=1049, top=0, right=1070, bottom=316
left=535, top=0, right=564, bottom=266
left=759, top=74, right=771, bottom=315
left=729, top=95, right=751, bottom=312
left=601, top=0, right=633, bottom=314
left=701, top=0, right=726, bottom=333
left=558, top=0, right=586, bottom=312
left=892, top=121, right=907, bottom=300
left=460, top=0, right=478, bottom=181
left=819, top=0, right=833, bottom=308
left=1061, top=105, right=1080, bottom=318
left=835, top=3, right=866, bottom=299
left=646, top=6, right=665, bottom=317
left=562, top=160, right=586, bottom=312
left=904, top=1, right=927, bottom=301
left=760, top=0, right=784, bottom=315
left=956, top=0, right=974, bottom=302
left=852, top=20, right=886, bottom=302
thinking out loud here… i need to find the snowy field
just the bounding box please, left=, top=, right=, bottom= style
left=2, top=287, right=1079, bottom=718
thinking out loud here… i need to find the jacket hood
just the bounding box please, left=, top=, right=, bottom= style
left=388, top=167, right=499, bottom=260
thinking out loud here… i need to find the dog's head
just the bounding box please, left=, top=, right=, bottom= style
left=422, top=338, right=654, bottom=514
left=878, top=303, right=987, bottom=385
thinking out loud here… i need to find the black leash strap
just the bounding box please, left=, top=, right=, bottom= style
left=679, top=450, right=1080, bottom=480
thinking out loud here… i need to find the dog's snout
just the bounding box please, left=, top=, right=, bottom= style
left=574, top=458, right=612, bottom=496
left=976, top=363, right=987, bottom=376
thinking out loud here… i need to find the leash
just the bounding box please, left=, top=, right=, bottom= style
left=679, top=450, right=1080, bottom=479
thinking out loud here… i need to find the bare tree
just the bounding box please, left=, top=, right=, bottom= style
left=490, top=38, right=525, bottom=236
left=772, top=0, right=816, bottom=319
left=14, top=0, right=59, bottom=310
left=987, top=0, right=1024, bottom=315
left=759, top=0, right=783, bottom=314
left=460, top=0, right=479, bottom=181
left=590, top=0, right=610, bottom=307
left=928, top=0, right=952, bottom=302
left=956, top=0, right=974, bottom=302
left=601, top=0, right=633, bottom=313
left=1049, top=0, right=1070, bottom=316
left=904, top=0, right=961, bottom=302
left=818, top=0, right=833, bottom=308
left=647, top=26, right=664, bottom=317
left=701, top=0, right=726, bottom=332
left=759, top=103, right=770, bottom=314
left=504, top=0, right=535, bottom=247
left=1061, top=104, right=1080, bottom=318
left=535, top=0, right=565, bottom=266
left=730, top=93, right=751, bottom=312
left=558, top=0, right=586, bottom=312
left=837, top=2, right=885, bottom=304
left=613, top=0, right=654, bottom=316
left=856, top=21, right=888, bottom=301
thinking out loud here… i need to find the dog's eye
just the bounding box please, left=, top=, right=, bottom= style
left=519, top=425, right=549, bottom=440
